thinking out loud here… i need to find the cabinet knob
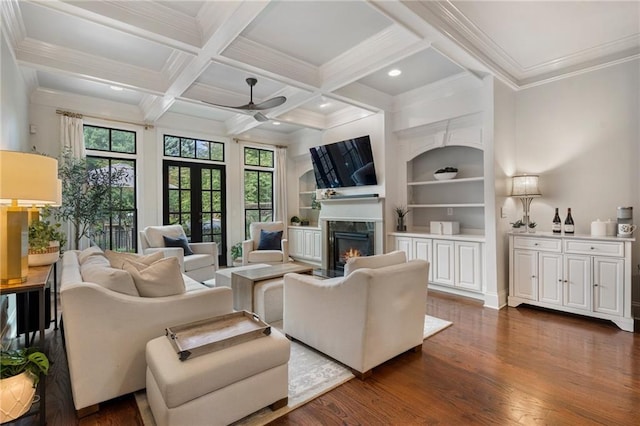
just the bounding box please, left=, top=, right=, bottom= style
left=564, top=280, right=568, bottom=283
left=590, top=247, right=595, bottom=250
left=531, top=275, right=536, bottom=279
left=558, top=279, right=562, bottom=282
left=594, top=283, right=599, bottom=287
left=534, top=243, right=539, bottom=246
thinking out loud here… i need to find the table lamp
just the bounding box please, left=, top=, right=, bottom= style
left=0, top=151, right=59, bottom=284
left=510, top=174, right=541, bottom=231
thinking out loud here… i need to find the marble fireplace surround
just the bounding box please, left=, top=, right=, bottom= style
left=318, top=196, right=385, bottom=271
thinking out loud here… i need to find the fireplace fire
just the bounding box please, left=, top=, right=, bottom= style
left=327, top=221, right=375, bottom=274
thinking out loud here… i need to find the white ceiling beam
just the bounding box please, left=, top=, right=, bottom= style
left=1, top=0, right=26, bottom=50
left=141, top=1, right=271, bottom=122
left=15, top=38, right=167, bottom=94
left=319, top=25, right=423, bottom=92
left=32, top=0, right=202, bottom=53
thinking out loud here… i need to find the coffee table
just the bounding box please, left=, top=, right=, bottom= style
left=231, top=263, right=314, bottom=312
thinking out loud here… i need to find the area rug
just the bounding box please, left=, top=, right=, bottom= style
left=136, top=315, right=452, bottom=425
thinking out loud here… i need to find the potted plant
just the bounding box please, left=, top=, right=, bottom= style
left=0, top=348, right=49, bottom=423
left=511, top=219, right=525, bottom=233
left=290, top=216, right=301, bottom=226
left=395, top=205, right=409, bottom=231
left=230, top=242, right=243, bottom=266
left=56, top=148, right=129, bottom=249
left=28, top=206, right=66, bottom=266
left=434, top=166, right=458, bottom=180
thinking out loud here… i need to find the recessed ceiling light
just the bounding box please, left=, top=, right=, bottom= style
left=388, top=69, right=402, bottom=77
left=272, top=121, right=281, bottom=126
left=110, top=85, right=124, bottom=91
left=319, top=102, right=330, bottom=109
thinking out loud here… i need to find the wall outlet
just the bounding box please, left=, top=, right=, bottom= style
left=447, top=208, right=453, bottom=216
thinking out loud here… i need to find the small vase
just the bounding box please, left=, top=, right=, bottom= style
left=396, top=217, right=406, bottom=232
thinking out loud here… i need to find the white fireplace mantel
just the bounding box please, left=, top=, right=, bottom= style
left=318, top=196, right=385, bottom=269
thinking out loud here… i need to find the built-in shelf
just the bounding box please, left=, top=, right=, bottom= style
left=408, top=203, right=485, bottom=208
left=299, top=190, right=315, bottom=194
left=408, top=176, right=484, bottom=186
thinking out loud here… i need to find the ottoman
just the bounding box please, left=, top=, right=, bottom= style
left=146, top=329, right=290, bottom=426
left=214, top=263, right=270, bottom=288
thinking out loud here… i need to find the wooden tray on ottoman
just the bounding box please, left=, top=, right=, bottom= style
left=165, top=311, right=271, bottom=361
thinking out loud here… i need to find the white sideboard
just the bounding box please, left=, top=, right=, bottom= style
left=508, top=232, right=634, bottom=332
left=390, top=231, right=485, bottom=301
left=288, top=226, right=321, bottom=265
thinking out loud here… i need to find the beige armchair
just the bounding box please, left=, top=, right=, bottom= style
left=283, top=251, right=428, bottom=378
left=242, top=221, right=289, bottom=265
left=139, top=225, right=218, bottom=282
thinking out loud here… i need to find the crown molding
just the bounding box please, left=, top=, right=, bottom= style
left=1, top=0, right=26, bottom=51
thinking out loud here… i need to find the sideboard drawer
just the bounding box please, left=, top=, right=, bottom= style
left=513, top=236, right=561, bottom=252
left=564, top=240, right=624, bottom=257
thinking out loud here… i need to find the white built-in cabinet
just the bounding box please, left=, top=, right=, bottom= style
left=288, top=226, right=321, bottom=264
left=509, top=233, right=633, bottom=331
left=392, top=233, right=484, bottom=298
left=297, top=169, right=319, bottom=226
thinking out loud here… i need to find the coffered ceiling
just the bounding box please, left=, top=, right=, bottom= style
left=2, top=1, right=638, bottom=138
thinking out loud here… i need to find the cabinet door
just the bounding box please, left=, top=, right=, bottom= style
left=413, top=238, right=433, bottom=281
left=395, top=237, right=413, bottom=259
left=311, top=230, right=322, bottom=262
left=432, top=240, right=454, bottom=286
left=563, top=254, right=591, bottom=311
left=513, top=250, right=537, bottom=300
left=538, top=252, right=562, bottom=305
left=303, top=230, right=315, bottom=259
left=593, top=257, right=624, bottom=316
left=454, top=241, right=481, bottom=291
left=289, top=228, right=304, bottom=257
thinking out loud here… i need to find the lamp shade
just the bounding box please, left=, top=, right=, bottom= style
left=0, top=151, right=59, bottom=205
left=511, top=175, right=541, bottom=198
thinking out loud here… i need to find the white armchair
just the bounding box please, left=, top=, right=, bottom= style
left=139, top=225, right=218, bottom=282
left=283, top=251, right=428, bottom=378
left=242, top=221, right=289, bottom=265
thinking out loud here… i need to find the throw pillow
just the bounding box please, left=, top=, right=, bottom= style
left=104, top=250, right=163, bottom=269
left=163, top=235, right=194, bottom=256
left=78, top=245, right=104, bottom=264
left=257, top=230, right=283, bottom=251
left=81, top=265, right=139, bottom=296
left=123, top=257, right=186, bottom=297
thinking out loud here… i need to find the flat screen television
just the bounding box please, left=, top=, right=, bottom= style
left=309, top=135, right=378, bottom=189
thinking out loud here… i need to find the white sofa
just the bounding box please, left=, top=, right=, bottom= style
left=60, top=247, right=233, bottom=414
left=283, top=251, right=429, bottom=378
left=139, top=225, right=219, bottom=282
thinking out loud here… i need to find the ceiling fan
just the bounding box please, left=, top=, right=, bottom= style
left=202, top=77, right=286, bottom=121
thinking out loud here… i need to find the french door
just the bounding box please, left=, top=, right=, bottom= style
left=163, top=160, right=226, bottom=265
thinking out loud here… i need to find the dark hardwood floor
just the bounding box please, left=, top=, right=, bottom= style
left=33, top=290, right=639, bottom=425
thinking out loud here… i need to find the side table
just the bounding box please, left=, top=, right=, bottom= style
left=1, top=264, right=51, bottom=426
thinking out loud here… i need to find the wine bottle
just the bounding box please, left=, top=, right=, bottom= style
left=564, top=208, right=575, bottom=234
left=552, top=208, right=562, bottom=234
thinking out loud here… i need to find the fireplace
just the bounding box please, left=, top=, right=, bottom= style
left=328, top=221, right=375, bottom=274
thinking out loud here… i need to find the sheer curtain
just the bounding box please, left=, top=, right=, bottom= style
left=274, top=147, right=288, bottom=236
left=60, top=114, right=85, bottom=158
left=59, top=114, right=86, bottom=249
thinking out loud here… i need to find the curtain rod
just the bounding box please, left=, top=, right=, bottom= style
left=233, top=138, right=286, bottom=149
left=56, top=109, right=155, bottom=130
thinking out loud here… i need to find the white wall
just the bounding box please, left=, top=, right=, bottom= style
left=515, top=59, right=640, bottom=267
left=1, top=33, right=29, bottom=151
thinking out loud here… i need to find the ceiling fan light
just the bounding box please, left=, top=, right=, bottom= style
left=388, top=69, right=402, bottom=77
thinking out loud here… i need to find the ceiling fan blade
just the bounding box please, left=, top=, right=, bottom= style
left=200, top=100, right=254, bottom=110
left=253, top=112, right=269, bottom=122
left=251, top=96, right=287, bottom=110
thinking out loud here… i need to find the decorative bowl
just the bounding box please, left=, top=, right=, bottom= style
left=434, top=172, right=457, bottom=181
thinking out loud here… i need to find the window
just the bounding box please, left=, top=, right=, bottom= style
left=164, top=135, right=224, bottom=162
left=84, top=125, right=137, bottom=252
left=243, top=147, right=274, bottom=237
